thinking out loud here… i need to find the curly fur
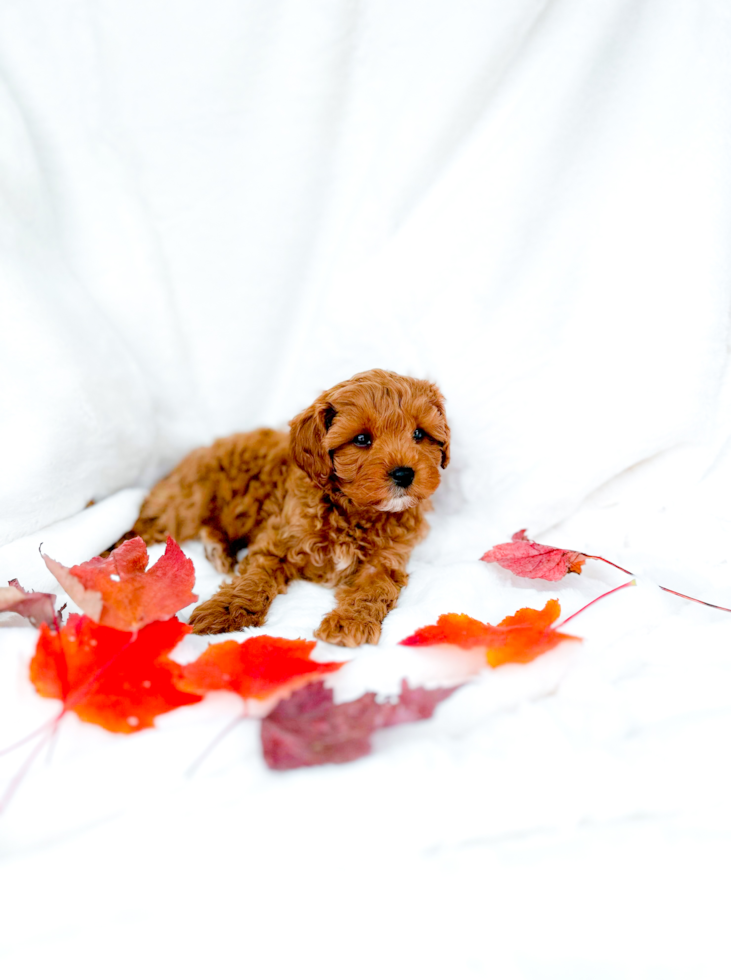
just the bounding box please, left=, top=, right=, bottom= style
left=132, top=369, right=450, bottom=646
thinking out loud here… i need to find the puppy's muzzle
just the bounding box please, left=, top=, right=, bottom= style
left=390, top=467, right=415, bottom=488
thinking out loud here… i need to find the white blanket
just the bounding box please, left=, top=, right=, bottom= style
left=2, top=1, right=731, bottom=977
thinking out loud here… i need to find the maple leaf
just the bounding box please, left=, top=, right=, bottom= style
left=482, top=530, right=731, bottom=614
left=43, top=536, right=197, bottom=631
left=30, top=614, right=202, bottom=733
left=175, top=635, right=345, bottom=702
left=0, top=579, right=59, bottom=628
left=400, top=599, right=581, bottom=667
left=261, top=680, right=459, bottom=770
left=480, top=529, right=586, bottom=581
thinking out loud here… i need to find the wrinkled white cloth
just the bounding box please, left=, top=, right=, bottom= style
left=2, top=0, right=729, bottom=545
left=1, top=1, right=731, bottom=978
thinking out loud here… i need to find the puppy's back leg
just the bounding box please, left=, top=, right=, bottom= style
left=133, top=446, right=217, bottom=545
left=132, top=429, right=289, bottom=554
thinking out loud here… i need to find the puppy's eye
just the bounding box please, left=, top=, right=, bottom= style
left=413, top=428, right=426, bottom=442
left=353, top=433, right=372, bottom=447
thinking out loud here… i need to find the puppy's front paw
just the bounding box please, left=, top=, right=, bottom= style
left=315, top=610, right=381, bottom=647
left=188, top=596, right=266, bottom=635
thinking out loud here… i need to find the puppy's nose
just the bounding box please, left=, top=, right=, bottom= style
left=390, top=466, right=415, bottom=488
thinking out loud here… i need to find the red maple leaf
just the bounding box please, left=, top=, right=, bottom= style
left=480, top=529, right=586, bottom=581
left=0, top=579, right=59, bottom=628
left=30, top=614, right=202, bottom=733
left=261, top=680, right=459, bottom=770
left=400, top=599, right=581, bottom=667
left=175, top=635, right=345, bottom=702
left=43, top=536, right=197, bottom=631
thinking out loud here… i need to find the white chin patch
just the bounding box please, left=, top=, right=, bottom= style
left=377, top=496, right=414, bottom=513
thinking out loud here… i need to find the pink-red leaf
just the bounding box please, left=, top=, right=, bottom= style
left=483, top=531, right=731, bottom=614
left=261, top=680, right=459, bottom=770
left=43, top=536, right=197, bottom=631
left=0, top=580, right=59, bottom=628
left=481, top=529, right=586, bottom=581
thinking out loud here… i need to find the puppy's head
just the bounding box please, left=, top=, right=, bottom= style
left=289, top=369, right=449, bottom=512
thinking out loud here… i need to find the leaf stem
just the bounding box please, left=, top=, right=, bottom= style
left=0, top=728, right=56, bottom=814
left=185, top=711, right=246, bottom=777
left=557, top=580, right=636, bottom=629
left=655, top=585, right=731, bottom=613
left=585, top=555, right=731, bottom=613
left=0, top=710, right=65, bottom=758
left=584, top=554, right=634, bottom=576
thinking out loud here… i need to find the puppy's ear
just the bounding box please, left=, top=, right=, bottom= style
left=440, top=434, right=451, bottom=469
left=428, top=385, right=451, bottom=469
left=289, top=400, right=336, bottom=488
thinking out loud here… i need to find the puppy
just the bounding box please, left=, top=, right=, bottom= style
left=132, top=369, right=450, bottom=646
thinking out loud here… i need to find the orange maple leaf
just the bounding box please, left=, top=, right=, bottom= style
left=43, top=536, right=197, bottom=631
left=31, top=614, right=202, bottom=733
left=399, top=599, right=581, bottom=667
left=175, top=635, right=345, bottom=702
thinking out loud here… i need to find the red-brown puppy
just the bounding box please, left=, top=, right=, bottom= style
left=133, top=369, right=450, bottom=646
